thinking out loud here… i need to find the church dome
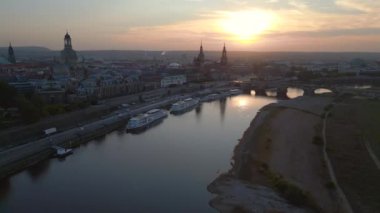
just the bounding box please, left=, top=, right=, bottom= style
left=167, top=62, right=181, bottom=69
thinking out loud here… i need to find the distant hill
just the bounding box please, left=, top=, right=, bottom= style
left=0, top=46, right=56, bottom=60
left=0, top=47, right=379, bottom=63
left=0, top=46, right=52, bottom=54
left=78, top=50, right=380, bottom=63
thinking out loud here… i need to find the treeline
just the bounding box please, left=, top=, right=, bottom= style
left=0, top=81, right=89, bottom=124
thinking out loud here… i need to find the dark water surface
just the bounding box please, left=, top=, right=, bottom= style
left=0, top=93, right=303, bottom=213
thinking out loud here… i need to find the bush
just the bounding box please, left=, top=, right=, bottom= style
left=312, top=136, right=323, bottom=145
left=259, top=162, right=269, bottom=173
left=324, top=104, right=333, bottom=111
left=269, top=174, right=308, bottom=206
left=15, top=96, right=41, bottom=123
left=325, top=181, right=336, bottom=190
left=283, top=184, right=308, bottom=205
left=44, top=104, right=66, bottom=115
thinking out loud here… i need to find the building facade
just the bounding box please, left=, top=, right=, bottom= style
left=160, top=75, right=187, bottom=87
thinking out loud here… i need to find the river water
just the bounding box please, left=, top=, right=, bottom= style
left=0, top=89, right=303, bottom=213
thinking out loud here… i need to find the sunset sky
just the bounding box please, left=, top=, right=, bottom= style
left=1, top=0, right=380, bottom=51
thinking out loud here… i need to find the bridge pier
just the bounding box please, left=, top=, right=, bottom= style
left=277, top=87, right=288, bottom=99
left=241, top=83, right=252, bottom=94
left=303, top=87, right=315, bottom=96
left=254, top=87, right=267, bottom=96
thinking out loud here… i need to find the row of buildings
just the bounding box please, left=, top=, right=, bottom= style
left=1, top=32, right=235, bottom=105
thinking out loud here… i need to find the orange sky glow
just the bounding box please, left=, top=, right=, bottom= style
left=1, top=0, right=380, bottom=51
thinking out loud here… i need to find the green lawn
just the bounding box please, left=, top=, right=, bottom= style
left=326, top=99, right=380, bottom=212
left=354, top=99, right=380, bottom=159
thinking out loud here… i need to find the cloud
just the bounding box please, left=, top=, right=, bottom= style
left=335, top=0, right=373, bottom=13
left=288, top=0, right=308, bottom=10
left=2, top=0, right=380, bottom=51
left=266, top=27, right=380, bottom=38
left=111, top=17, right=227, bottom=50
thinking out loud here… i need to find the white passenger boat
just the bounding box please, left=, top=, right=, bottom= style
left=170, top=98, right=199, bottom=114
left=126, top=109, right=167, bottom=132
left=229, top=89, right=242, bottom=96
left=201, top=93, right=220, bottom=102
left=52, top=146, right=73, bottom=158
left=219, top=91, right=231, bottom=99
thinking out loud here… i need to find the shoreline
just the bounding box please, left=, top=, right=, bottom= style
left=208, top=96, right=341, bottom=212
left=0, top=118, right=126, bottom=181
left=0, top=84, right=237, bottom=181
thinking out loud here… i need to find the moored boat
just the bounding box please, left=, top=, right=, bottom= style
left=229, top=88, right=242, bottom=96
left=52, top=146, right=73, bottom=158
left=201, top=93, right=220, bottom=102
left=170, top=98, right=199, bottom=114
left=126, top=109, right=167, bottom=132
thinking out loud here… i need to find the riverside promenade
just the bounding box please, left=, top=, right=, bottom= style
left=0, top=95, right=187, bottom=180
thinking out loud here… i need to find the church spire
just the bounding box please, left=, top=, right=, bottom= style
left=220, top=43, right=228, bottom=66
left=198, top=41, right=204, bottom=63
left=193, top=41, right=205, bottom=66
left=8, top=42, right=16, bottom=64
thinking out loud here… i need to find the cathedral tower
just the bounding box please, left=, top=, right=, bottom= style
left=64, top=32, right=72, bottom=49
left=8, top=43, right=16, bottom=64
left=220, top=43, right=228, bottom=66
left=193, top=42, right=205, bottom=66
left=60, top=31, right=78, bottom=65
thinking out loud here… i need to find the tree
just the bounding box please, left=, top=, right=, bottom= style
left=15, top=95, right=41, bottom=123
left=0, top=81, right=17, bottom=108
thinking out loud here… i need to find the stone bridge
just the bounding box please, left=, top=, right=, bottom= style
left=239, top=76, right=380, bottom=98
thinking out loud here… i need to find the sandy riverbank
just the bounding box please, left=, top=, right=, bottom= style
left=208, top=96, right=342, bottom=212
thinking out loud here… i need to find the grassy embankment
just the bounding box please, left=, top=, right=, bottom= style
left=355, top=100, right=380, bottom=158
left=326, top=97, right=380, bottom=213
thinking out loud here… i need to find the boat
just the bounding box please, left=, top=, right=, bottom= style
left=145, top=109, right=168, bottom=121
left=170, top=98, right=199, bottom=114
left=229, top=88, right=242, bottom=96
left=52, top=146, right=73, bottom=158
left=219, top=91, right=231, bottom=99
left=200, top=93, right=220, bottom=102
left=126, top=109, right=167, bottom=132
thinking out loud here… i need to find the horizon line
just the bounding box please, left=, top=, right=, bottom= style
left=1, top=46, right=380, bottom=54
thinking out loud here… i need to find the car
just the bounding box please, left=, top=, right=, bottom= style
left=121, top=103, right=130, bottom=108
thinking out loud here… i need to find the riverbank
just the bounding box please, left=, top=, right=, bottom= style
left=208, top=95, right=343, bottom=212
left=0, top=95, right=183, bottom=180
left=0, top=83, right=237, bottom=181
left=0, top=84, right=196, bottom=150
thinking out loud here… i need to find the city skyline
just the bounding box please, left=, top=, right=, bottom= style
left=1, top=0, right=380, bottom=51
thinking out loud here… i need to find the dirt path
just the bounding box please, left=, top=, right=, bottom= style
left=365, top=140, right=380, bottom=170
left=268, top=108, right=339, bottom=212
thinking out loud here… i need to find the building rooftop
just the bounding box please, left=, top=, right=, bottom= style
left=0, top=56, right=10, bottom=65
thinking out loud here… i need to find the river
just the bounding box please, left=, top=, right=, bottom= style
left=0, top=89, right=303, bottom=213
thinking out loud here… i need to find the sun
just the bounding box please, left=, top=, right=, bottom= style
left=220, top=10, right=275, bottom=42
